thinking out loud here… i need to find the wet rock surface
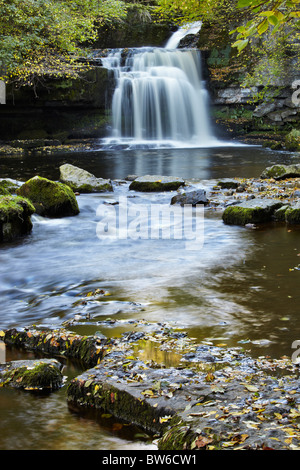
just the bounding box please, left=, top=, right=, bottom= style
left=4, top=327, right=115, bottom=369
left=222, top=199, right=284, bottom=225
left=17, top=175, right=80, bottom=218
left=261, top=164, right=300, bottom=180
left=4, top=322, right=300, bottom=450
left=64, top=326, right=300, bottom=450
left=0, top=195, right=35, bottom=243
left=59, top=163, right=113, bottom=193
left=129, top=175, right=185, bottom=192
left=0, top=358, right=63, bottom=391
left=171, top=188, right=208, bottom=206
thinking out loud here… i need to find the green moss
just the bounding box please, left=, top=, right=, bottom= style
left=158, top=420, right=199, bottom=450
left=0, top=196, right=35, bottom=242
left=67, top=379, right=170, bottom=434
left=2, top=362, right=63, bottom=391
left=222, top=200, right=283, bottom=225
left=285, top=204, right=300, bottom=225
left=0, top=180, right=19, bottom=195
left=274, top=205, right=290, bottom=222
left=17, top=176, right=79, bottom=217
left=129, top=176, right=185, bottom=192
left=285, top=129, right=300, bottom=151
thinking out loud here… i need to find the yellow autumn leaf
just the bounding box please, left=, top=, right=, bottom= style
left=141, top=389, right=154, bottom=396
left=222, top=441, right=237, bottom=447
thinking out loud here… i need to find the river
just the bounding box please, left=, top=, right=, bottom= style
left=0, top=143, right=299, bottom=450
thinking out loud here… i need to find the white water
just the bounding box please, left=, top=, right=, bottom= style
left=101, top=23, right=220, bottom=149
left=165, top=21, right=202, bottom=49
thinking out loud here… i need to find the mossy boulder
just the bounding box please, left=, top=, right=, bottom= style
left=4, top=327, right=115, bottom=369
left=0, top=195, right=35, bottom=242
left=0, top=359, right=63, bottom=391
left=274, top=204, right=291, bottom=222
left=17, top=176, right=79, bottom=217
left=59, top=164, right=113, bottom=193
left=285, top=129, right=300, bottom=151
left=129, top=175, right=185, bottom=192
left=222, top=199, right=283, bottom=225
left=260, top=164, right=300, bottom=180
left=285, top=202, right=300, bottom=225
left=217, top=180, right=240, bottom=189
left=0, top=179, right=19, bottom=195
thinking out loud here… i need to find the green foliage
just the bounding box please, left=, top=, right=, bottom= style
left=231, top=0, right=300, bottom=52
left=155, top=0, right=229, bottom=24
left=0, top=0, right=128, bottom=87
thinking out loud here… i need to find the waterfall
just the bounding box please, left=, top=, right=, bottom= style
left=101, top=22, right=218, bottom=149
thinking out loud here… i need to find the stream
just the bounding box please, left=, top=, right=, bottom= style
left=0, top=144, right=299, bottom=450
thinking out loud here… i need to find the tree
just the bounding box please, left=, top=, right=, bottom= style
left=155, top=0, right=300, bottom=51
left=0, top=0, right=128, bottom=89
left=231, top=0, right=300, bottom=52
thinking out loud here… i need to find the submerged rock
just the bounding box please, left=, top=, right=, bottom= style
left=260, top=164, right=300, bottom=180
left=129, top=175, right=185, bottom=192
left=0, top=195, right=35, bottom=242
left=171, top=188, right=208, bottom=206
left=0, top=358, right=63, bottom=391
left=17, top=176, right=80, bottom=217
left=59, top=164, right=113, bottom=193
left=222, top=198, right=283, bottom=225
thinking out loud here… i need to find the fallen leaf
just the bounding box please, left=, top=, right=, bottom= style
left=243, top=384, right=259, bottom=392
left=193, top=436, right=213, bottom=448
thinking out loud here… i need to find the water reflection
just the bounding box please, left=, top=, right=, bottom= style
left=0, top=144, right=299, bottom=450
left=0, top=145, right=297, bottom=182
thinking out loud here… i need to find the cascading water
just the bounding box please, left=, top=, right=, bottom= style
left=101, top=22, right=219, bottom=149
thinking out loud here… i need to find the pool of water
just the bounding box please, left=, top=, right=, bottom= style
left=0, top=143, right=299, bottom=450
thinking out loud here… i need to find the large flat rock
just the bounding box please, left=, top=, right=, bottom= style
left=0, top=358, right=63, bottom=391
left=222, top=198, right=284, bottom=225
left=129, top=175, right=185, bottom=192
left=261, top=164, right=300, bottom=180
left=60, top=164, right=113, bottom=193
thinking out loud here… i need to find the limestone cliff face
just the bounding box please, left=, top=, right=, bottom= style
left=192, top=19, right=300, bottom=146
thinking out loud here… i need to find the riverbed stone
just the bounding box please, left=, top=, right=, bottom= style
left=4, top=327, right=115, bottom=368
left=0, top=358, right=63, bottom=391
left=17, top=175, right=80, bottom=217
left=0, top=195, right=35, bottom=242
left=65, top=325, right=300, bottom=450
left=129, top=175, right=185, bottom=192
left=59, top=164, right=113, bottom=193
left=260, top=163, right=300, bottom=180
left=217, top=180, right=240, bottom=189
left=285, top=129, right=300, bottom=151
left=222, top=198, right=284, bottom=225
left=285, top=202, right=300, bottom=224
left=170, top=188, right=208, bottom=206
left=274, top=204, right=291, bottom=221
